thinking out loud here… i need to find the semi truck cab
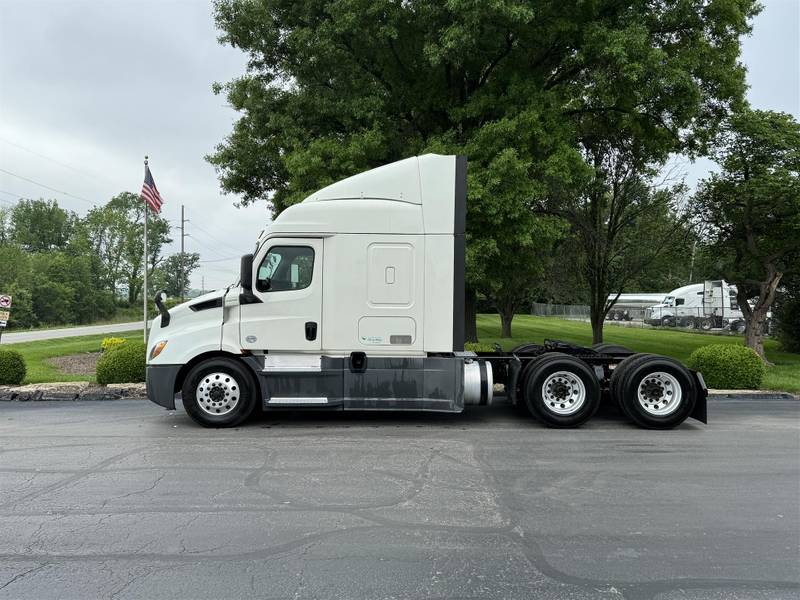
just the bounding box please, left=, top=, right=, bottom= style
left=146, top=155, right=706, bottom=430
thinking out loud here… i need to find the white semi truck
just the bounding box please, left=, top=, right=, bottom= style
left=644, top=281, right=746, bottom=331
left=146, top=155, right=707, bottom=430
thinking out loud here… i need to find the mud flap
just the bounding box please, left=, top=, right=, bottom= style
left=691, top=371, right=708, bottom=424
left=506, top=356, right=522, bottom=405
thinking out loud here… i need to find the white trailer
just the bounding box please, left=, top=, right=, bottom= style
left=605, top=293, right=668, bottom=321
left=643, top=281, right=746, bottom=331
left=146, top=155, right=707, bottom=429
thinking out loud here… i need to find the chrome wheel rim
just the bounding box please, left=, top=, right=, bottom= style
left=196, top=372, right=240, bottom=416
left=637, top=371, right=682, bottom=416
left=541, top=371, right=586, bottom=415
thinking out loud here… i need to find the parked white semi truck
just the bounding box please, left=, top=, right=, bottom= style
left=146, top=155, right=707, bottom=429
left=644, top=281, right=746, bottom=331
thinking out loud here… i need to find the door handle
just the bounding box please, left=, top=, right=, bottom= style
left=305, top=321, right=317, bottom=341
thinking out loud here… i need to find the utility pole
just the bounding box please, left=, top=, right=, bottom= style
left=180, top=205, right=189, bottom=302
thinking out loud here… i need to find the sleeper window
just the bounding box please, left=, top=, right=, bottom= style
left=257, top=246, right=314, bottom=292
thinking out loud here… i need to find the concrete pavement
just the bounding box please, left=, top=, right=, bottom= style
left=0, top=399, right=797, bottom=599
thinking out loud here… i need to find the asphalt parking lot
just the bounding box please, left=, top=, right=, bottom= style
left=0, top=398, right=797, bottom=600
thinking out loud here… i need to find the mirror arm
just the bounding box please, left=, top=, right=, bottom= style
left=154, top=290, right=171, bottom=328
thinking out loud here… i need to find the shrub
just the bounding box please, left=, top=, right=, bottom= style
left=0, top=348, right=26, bottom=385
left=687, top=344, right=766, bottom=390
left=96, top=341, right=146, bottom=384
left=464, top=342, right=497, bottom=353
left=101, top=337, right=127, bottom=353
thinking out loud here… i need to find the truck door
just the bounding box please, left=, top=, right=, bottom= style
left=240, top=238, right=323, bottom=351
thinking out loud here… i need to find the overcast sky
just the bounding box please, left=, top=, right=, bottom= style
left=1, top=0, right=798, bottom=291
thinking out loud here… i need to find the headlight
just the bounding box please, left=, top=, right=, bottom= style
left=149, top=340, right=168, bottom=360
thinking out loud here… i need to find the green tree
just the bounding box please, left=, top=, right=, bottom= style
left=10, top=199, right=76, bottom=252
left=694, top=109, right=800, bottom=362
left=774, top=270, right=800, bottom=353
left=539, top=146, right=695, bottom=342
left=210, top=0, right=758, bottom=339
left=153, top=252, right=201, bottom=300
left=0, top=206, right=12, bottom=244
left=0, top=245, right=34, bottom=327
left=84, top=192, right=171, bottom=304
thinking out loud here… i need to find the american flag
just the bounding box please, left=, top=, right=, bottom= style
left=140, top=164, right=163, bottom=214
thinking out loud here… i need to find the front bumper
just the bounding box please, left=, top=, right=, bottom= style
left=146, top=364, right=182, bottom=409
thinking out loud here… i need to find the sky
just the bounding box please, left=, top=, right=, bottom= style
left=1, top=0, right=798, bottom=292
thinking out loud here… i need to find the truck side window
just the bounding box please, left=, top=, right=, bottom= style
left=675, top=298, right=685, bottom=306
left=256, top=246, right=314, bottom=292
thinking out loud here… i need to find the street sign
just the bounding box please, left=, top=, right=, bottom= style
left=0, top=321, right=6, bottom=328
left=0, top=311, right=9, bottom=322
left=0, top=295, right=11, bottom=309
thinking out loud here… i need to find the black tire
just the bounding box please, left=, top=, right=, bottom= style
left=661, top=316, right=675, bottom=327
left=612, top=311, right=622, bottom=321
left=684, top=317, right=697, bottom=330
left=522, top=353, right=600, bottom=428
left=592, top=343, right=634, bottom=356
left=182, top=357, right=259, bottom=428
left=609, top=353, right=656, bottom=421
left=700, top=317, right=714, bottom=331
left=617, top=356, right=696, bottom=429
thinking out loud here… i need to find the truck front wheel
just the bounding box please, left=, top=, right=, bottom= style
left=522, top=354, right=600, bottom=428
left=181, top=357, right=258, bottom=428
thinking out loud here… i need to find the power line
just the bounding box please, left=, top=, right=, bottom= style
left=0, top=136, right=114, bottom=186
left=199, top=256, right=239, bottom=263
left=0, top=167, right=98, bottom=206
left=188, top=234, right=239, bottom=260
left=191, top=222, right=246, bottom=254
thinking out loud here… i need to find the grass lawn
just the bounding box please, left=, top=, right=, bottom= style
left=8, top=331, right=142, bottom=384
left=477, top=314, right=800, bottom=394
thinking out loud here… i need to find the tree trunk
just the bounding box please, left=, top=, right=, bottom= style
left=499, top=308, right=514, bottom=338
left=465, top=287, right=478, bottom=343
left=744, top=311, right=769, bottom=363
left=590, top=312, right=603, bottom=344
left=737, top=269, right=783, bottom=365
left=589, top=282, right=606, bottom=344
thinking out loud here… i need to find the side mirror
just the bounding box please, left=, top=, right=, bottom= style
left=239, top=253, right=261, bottom=305
left=240, top=254, right=254, bottom=291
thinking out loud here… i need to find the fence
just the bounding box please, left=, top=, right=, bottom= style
left=530, top=302, right=755, bottom=335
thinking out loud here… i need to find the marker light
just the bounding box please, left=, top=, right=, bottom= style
left=149, top=340, right=168, bottom=360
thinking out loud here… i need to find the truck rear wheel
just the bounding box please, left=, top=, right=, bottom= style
left=609, top=353, right=655, bottom=420
left=522, top=353, right=600, bottom=428
left=182, top=357, right=258, bottom=428
left=615, top=356, right=696, bottom=429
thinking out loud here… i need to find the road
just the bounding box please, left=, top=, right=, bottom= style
left=0, top=321, right=143, bottom=344
left=0, top=399, right=797, bottom=600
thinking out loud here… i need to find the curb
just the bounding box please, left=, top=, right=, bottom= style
left=708, top=391, right=798, bottom=401
left=0, top=382, right=147, bottom=402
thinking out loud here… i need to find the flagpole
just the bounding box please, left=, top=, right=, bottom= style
left=143, top=155, right=149, bottom=343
